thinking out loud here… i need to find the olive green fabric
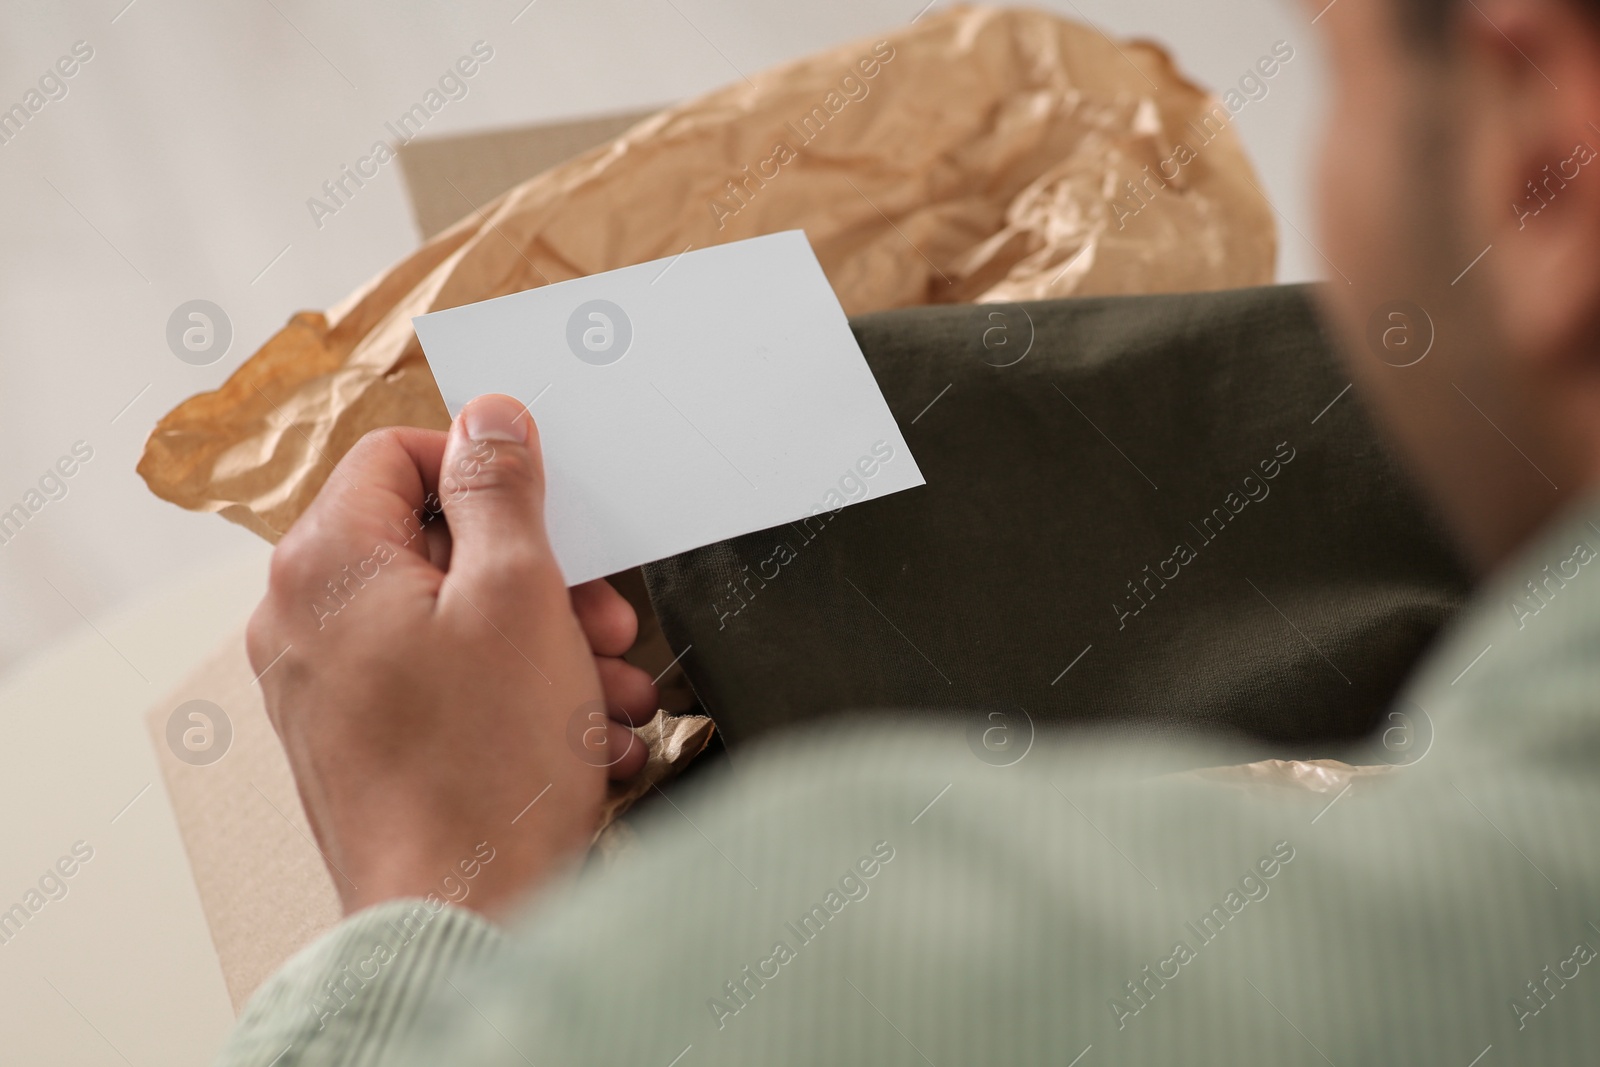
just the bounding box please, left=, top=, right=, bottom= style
left=644, top=284, right=1470, bottom=755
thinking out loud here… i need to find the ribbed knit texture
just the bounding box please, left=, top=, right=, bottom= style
left=218, top=496, right=1600, bottom=1066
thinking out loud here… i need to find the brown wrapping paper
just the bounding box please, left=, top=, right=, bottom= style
left=1185, top=758, right=1399, bottom=794
left=593, top=711, right=717, bottom=863
left=137, top=4, right=1274, bottom=541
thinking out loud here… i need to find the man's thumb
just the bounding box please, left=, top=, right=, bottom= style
left=439, top=394, right=560, bottom=588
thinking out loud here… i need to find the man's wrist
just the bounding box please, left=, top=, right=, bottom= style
left=332, top=816, right=594, bottom=920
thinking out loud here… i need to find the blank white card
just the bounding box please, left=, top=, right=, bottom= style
left=412, top=230, right=925, bottom=585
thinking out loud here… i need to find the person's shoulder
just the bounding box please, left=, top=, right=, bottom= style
left=1398, top=494, right=1600, bottom=779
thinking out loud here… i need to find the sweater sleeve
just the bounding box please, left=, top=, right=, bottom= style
left=212, top=899, right=504, bottom=1067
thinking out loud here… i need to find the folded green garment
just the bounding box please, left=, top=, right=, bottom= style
left=643, top=284, right=1470, bottom=758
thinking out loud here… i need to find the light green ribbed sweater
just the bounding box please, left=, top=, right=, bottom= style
left=216, top=498, right=1600, bottom=1066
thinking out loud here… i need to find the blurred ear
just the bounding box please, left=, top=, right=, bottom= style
left=1464, top=0, right=1600, bottom=368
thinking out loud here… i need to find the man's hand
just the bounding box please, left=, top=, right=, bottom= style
left=245, top=395, right=658, bottom=919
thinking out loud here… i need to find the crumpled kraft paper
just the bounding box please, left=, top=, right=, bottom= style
left=137, top=3, right=1274, bottom=541
left=1181, top=758, right=1400, bottom=795
left=593, top=709, right=717, bottom=861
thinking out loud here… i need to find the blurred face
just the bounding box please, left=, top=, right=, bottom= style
left=1312, top=0, right=1583, bottom=567
left=1315, top=0, right=1441, bottom=344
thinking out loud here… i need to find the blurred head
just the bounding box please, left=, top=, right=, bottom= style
left=1314, top=0, right=1600, bottom=569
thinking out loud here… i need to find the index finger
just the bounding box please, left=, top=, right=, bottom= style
left=287, top=426, right=449, bottom=570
